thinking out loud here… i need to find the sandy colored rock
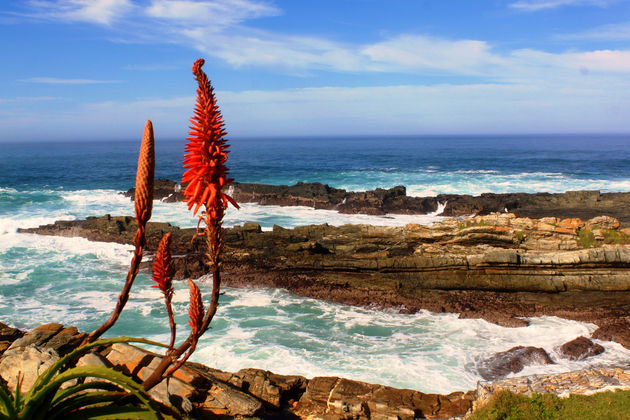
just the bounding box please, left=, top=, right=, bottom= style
left=0, top=345, right=60, bottom=393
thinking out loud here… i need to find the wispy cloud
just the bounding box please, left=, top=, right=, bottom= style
left=563, top=20, right=630, bottom=40
left=146, top=0, right=279, bottom=27
left=0, top=96, right=60, bottom=104
left=25, top=0, right=133, bottom=25
left=510, top=0, right=616, bottom=11
left=19, top=77, right=122, bottom=84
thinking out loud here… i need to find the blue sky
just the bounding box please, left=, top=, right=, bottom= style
left=1, top=0, right=630, bottom=141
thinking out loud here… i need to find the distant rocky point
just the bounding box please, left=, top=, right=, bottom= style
left=125, top=179, right=630, bottom=224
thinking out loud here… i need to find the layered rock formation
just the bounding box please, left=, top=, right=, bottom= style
left=126, top=179, right=630, bottom=224
left=20, top=212, right=630, bottom=348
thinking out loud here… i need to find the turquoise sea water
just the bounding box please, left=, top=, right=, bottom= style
left=1, top=135, right=630, bottom=393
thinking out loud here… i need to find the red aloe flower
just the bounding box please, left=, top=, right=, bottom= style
left=187, top=279, right=204, bottom=335
left=182, top=58, right=239, bottom=219
left=151, top=233, right=173, bottom=298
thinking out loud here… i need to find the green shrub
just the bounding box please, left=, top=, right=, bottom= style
left=459, top=219, right=488, bottom=230
left=601, top=229, right=630, bottom=245
left=577, top=229, right=597, bottom=248
left=470, top=389, right=630, bottom=420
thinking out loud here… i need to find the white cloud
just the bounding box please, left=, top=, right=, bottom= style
left=510, top=48, right=630, bottom=73
left=146, top=0, right=279, bottom=27
left=27, top=0, right=133, bottom=25
left=186, top=30, right=362, bottom=72
left=19, top=77, right=121, bottom=84
left=510, top=0, right=616, bottom=11
left=361, top=35, right=506, bottom=74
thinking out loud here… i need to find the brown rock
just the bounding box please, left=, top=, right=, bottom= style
left=45, top=326, right=87, bottom=356
left=199, top=381, right=264, bottom=418
left=8, top=322, right=64, bottom=350
left=295, top=376, right=472, bottom=419
left=228, top=368, right=307, bottom=409
left=592, top=321, right=630, bottom=350
left=0, top=322, right=24, bottom=343
left=104, top=342, right=155, bottom=376
left=559, top=336, right=605, bottom=360
left=478, top=346, right=554, bottom=380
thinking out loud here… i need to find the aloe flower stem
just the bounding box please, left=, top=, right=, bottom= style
left=82, top=121, right=155, bottom=346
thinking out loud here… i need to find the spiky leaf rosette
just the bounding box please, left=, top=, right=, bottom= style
left=182, top=59, right=238, bottom=220
left=152, top=233, right=173, bottom=299
left=135, top=120, right=155, bottom=228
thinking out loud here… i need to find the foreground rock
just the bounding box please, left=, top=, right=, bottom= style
left=127, top=179, right=630, bottom=224
left=477, top=346, right=554, bottom=381
left=20, top=212, right=630, bottom=348
left=0, top=322, right=474, bottom=419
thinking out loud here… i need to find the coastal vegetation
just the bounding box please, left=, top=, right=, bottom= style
left=470, top=389, right=630, bottom=420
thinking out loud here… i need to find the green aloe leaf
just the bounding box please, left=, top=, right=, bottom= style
left=27, top=336, right=166, bottom=401
left=49, top=391, right=130, bottom=419
left=51, top=380, right=122, bottom=406
left=0, top=381, right=16, bottom=418
left=61, top=403, right=165, bottom=420
left=23, top=365, right=160, bottom=419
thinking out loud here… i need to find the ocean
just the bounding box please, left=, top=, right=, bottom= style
left=1, top=134, right=630, bottom=394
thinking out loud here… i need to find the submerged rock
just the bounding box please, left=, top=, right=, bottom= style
left=559, top=336, right=605, bottom=361
left=477, top=346, right=554, bottom=381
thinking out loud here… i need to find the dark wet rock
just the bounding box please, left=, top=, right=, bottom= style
left=478, top=346, right=554, bottom=380
left=124, top=178, right=185, bottom=202
left=0, top=323, right=24, bottom=356
left=125, top=180, right=630, bottom=224
left=559, top=336, right=605, bottom=360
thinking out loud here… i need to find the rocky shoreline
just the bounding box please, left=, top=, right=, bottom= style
left=129, top=179, right=630, bottom=225
left=1, top=322, right=628, bottom=419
